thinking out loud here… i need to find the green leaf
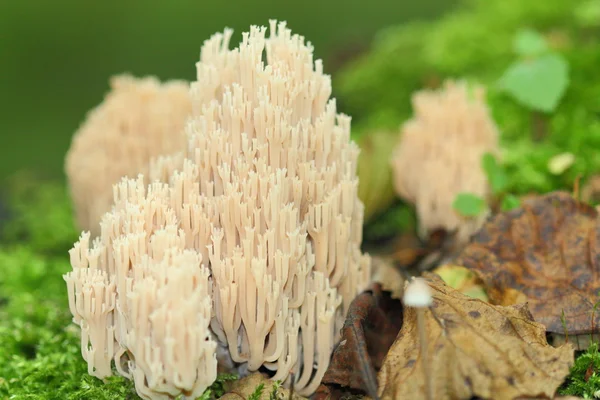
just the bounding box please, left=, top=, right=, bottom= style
left=498, top=53, right=569, bottom=113
left=513, top=29, right=548, bottom=56
left=500, top=194, right=521, bottom=211
left=453, top=193, right=487, bottom=217
left=481, top=153, right=508, bottom=194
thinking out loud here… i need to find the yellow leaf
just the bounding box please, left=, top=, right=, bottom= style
left=377, top=274, right=574, bottom=400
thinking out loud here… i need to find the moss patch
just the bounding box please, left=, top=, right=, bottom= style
left=559, top=342, right=600, bottom=397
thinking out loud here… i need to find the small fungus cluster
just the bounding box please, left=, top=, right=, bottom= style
left=390, top=80, right=500, bottom=246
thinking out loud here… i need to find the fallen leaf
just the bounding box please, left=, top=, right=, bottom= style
left=377, top=273, right=573, bottom=400
left=220, top=373, right=306, bottom=400
left=315, top=283, right=403, bottom=400
left=456, top=191, right=600, bottom=338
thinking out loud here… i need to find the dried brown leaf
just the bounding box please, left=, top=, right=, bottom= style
left=316, top=284, right=403, bottom=400
left=456, top=191, right=600, bottom=336
left=377, top=273, right=573, bottom=400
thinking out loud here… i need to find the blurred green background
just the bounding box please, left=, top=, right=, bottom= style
left=0, top=0, right=456, bottom=182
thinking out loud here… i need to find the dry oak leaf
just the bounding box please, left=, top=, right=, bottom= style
left=315, top=283, right=403, bottom=400
left=220, top=373, right=307, bottom=400
left=377, top=273, right=573, bottom=400
left=456, top=191, right=600, bottom=337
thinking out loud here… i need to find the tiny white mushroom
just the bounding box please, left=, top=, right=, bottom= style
left=403, top=278, right=433, bottom=400
left=403, top=278, right=433, bottom=308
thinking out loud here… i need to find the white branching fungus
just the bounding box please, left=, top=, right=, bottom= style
left=123, top=245, right=217, bottom=400
left=64, top=257, right=117, bottom=379
left=65, top=75, right=191, bottom=236
left=64, top=20, right=371, bottom=399
left=390, top=80, right=500, bottom=247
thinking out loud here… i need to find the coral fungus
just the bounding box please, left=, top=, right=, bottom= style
left=390, top=80, right=500, bottom=247
left=65, top=75, right=191, bottom=236
left=64, top=20, right=370, bottom=399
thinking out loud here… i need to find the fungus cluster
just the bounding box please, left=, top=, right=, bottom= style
left=64, top=21, right=370, bottom=399
left=65, top=75, right=192, bottom=235
left=390, top=80, right=500, bottom=246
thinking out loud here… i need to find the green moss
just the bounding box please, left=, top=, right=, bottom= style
left=337, top=0, right=585, bottom=126
left=337, top=0, right=600, bottom=201
left=0, top=243, right=138, bottom=399
left=202, top=374, right=239, bottom=399
left=559, top=342, right=600, bottom=397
